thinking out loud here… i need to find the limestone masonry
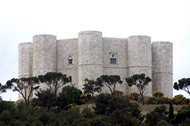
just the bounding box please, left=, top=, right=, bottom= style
left=19, top=31, right=173, bottom=98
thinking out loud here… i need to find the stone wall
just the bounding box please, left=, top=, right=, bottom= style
left=18, top=42, right=33, bottom=78
left=102, top=38, right=128, bottom=93
left=152, top=42, right=173, bottom=98
left=127, top=35, right=152, bottom=96
left=33, top=35, right=57, bottom=76
left=78, top=31, right=103, bottom=90
left=57, top=38, right=78, bottom=87
left=18, top=31, right=173, bottom=99
left=18, top=42, right=33, bottom=99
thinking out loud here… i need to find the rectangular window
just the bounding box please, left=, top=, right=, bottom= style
left=110, top=58, right=116, bottom=64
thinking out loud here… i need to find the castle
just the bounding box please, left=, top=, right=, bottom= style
left=18, top=31, right=173, bottom=98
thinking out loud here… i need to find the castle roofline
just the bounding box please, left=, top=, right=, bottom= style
left=152, top=41, right=173, bottom=44
left=19, top=42, right=32, bottom=45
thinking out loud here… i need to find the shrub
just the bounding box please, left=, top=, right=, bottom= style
left=94, top=93, right=142, bottom=119
left=173, top=95, right=187, bottom=105
left=147, top=97, right=159, bottom=104
left=0, top=110, right=12, bottom=125
left=129, top=100, right=139, bottom=107
left=57, top=85, right=83, bottom=108
left=174, top=105, right=190, bottom=125
left=153, top=90, right=164, bottom=98
left=113, top=90, right=124, bottom=96
left=130, top=92, right=140, bottom=101
left=81, top=107, right=96, bottom=118
left=146, top=91, right=170, bottom=104
left=156, top=120, right=172, bottom=126
left=160, top=97, right=170, bottom=104
left=145, top=105, right=168, bottom=126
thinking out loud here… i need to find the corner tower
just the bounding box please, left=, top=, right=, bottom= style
left=18, top=43, right=33, bottom=78
left=127, top=35, right=152, bottom=96
left=152, top=42, right=173, bottom=98
left=78, top=31, right=103, bottom=89
left=33, top=35, right=57, bottom=76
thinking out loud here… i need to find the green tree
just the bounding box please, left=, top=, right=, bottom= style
left=168, top=100, right=174, bottom=121
left=174, top=106, right=190, bottom=125
left=0, top=100, right=14, bottom=113
left=130, top=92, right=140, bottom=101
left=96, top=75, right=122, bottom=95
left=110, top=109, right=143, bottom=126
left=94, top=93, right=142, bottom=119
left=38, top=72, right=70, bottom=96
left=156, top=120, right=172, bottom=126
left=174, top=78, right=190, bottom=95
left=152, top=90, right=164, bottom=98
left=173, top=94, right=187, bottom=105
left=83, top=78, right=103, bottom=96
left=145, top=105, right=168, bottom=126
left=0, top=110, right=12, bottom=125
left=57, top=85, right=82, bottom=108
left=126, top=73, right=151, bottom=105
left=6, top=77, right=39, bottom=106
left=35, top=89, right=56, bottom=108
left=0, top=83, right=10, bottom=94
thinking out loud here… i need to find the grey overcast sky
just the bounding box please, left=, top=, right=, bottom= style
left=0, top=0, right=190, bottom=101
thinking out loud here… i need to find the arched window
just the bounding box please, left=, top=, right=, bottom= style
left=68, top=55, right=73, bottom=64
left=110, top=53, right=117, bottom=64
left=69, top=76, right=72, bottom=82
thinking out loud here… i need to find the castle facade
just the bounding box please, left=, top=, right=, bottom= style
left=19, top=31, right=173, bottom=98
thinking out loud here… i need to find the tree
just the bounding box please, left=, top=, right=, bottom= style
left=173, top=94, right=187, bottom=105
left=6, top=77, right=39, bottom=106
left=0, top=83, right=10, bottom=94
left=94, top=93, right=142, bottom=118
left=35, top=89, right=56, bottom=108
left=96, top=75, right=122, bottom=95
left=168, top=100, right=174, bottom=121
left=145, top=105, right=168, bottom=126
left=174, top=78, right=190, bottom=95
left=126, top=73, right=151, bottom=105
left=83, top=78, right=103, bottom=96
left=38, top=72, right=70, bottom=96
left=57, top=85, right=82, bottom=108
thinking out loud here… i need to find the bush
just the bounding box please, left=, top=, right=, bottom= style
left=156, top=120, right=172, bottom=126
left=57, top=86, right=83, bottom=109
left=113, top=90, right=124, bottom=96
left=94, top=93, right=142, bottom=118
left=147, top=97, right=159, bottom=104
left=130, top=92, right=140, bottom=101
left=145, top=105, right=168, bottom=126
left=81, top=107, right=96, bottom=118
left=173, top=95, right=187, bottom=105
left=153, top=90, right=164, bottom=98
left=146, top=91, right=170, bottom=104
left=0, top=110, right=12, bottom=125
left=174, top=105, right=190, bottom=124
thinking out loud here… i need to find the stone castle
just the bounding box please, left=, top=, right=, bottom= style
left=19, top=31, right=173, bottom=98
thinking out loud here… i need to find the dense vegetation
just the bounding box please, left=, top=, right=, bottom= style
left=0, top=73, right=190, bottom=125
left=0, top=92, right=190, bottom=126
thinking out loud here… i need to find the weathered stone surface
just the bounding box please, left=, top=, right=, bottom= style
left=152, top=42, right=173, bottom=98
left=127, top=36, right=152, bottom=96
left=18, top=31, right=173, bottom=99
left=19, top=42, right=33, bottom=78
left=78, top=31, right=103, bottom=90
left=33, top=35, right=57, bottom=76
